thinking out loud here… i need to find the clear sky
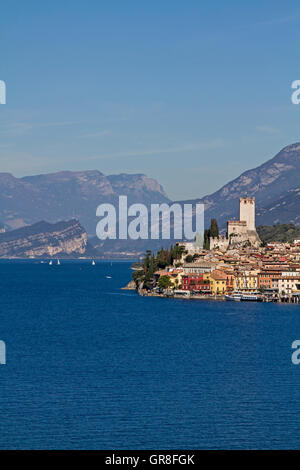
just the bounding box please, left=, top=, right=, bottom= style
left=1, top=0, right=300, bottom=200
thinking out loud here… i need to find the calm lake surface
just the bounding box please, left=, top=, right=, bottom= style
left=0, top=260, right=299, bottom=449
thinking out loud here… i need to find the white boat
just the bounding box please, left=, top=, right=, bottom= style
left=57, top=259, right=60, bottom=265
left=49, top=260, right=52, bottom=265
left=92, top=260, right=96, bottom=266
left=225, top=293, right=242, bottom=301
left=106, top=275, right=112, bottom=279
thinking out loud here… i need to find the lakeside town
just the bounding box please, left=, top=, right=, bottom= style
left=130, top=197, right=300, bottom=304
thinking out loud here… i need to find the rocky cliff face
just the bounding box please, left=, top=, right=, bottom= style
left=0, top=219, right=93, bottom=258
left=0, top=170, right=170, bottom=235
left=176, top=143, right=300, bottom=228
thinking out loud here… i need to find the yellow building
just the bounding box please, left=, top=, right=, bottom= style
left=234, top=269, right=259, bottom=293
left=156, top=269, right=184, bottom=289
left=204, top=270, right=227, bottom=295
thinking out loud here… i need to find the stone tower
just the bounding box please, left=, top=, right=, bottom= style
left=239, top=197, right=255, bottom=231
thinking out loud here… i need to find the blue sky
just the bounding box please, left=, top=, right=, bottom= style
left=1, top=0, right=300, bottom=200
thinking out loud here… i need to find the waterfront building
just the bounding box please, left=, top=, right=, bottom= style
left=182, top=262, right=215, bottom=274
left=207, top=270, right=228, bottom=295
left=278, top=272, right=300, bottom=296
left=154, top=269, right=184, bottom=289
left=257, top=263, right=300, bottom=288
left=258, top=268, right=284, bottom=290
left=181, top=274, right=211, bottom=293
left=234, top=269, right=259, bottom=293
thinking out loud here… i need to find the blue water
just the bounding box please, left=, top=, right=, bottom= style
left=0, top=260, right=299, bottom=449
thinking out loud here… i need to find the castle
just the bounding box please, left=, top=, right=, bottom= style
left=210, top=197, right=261, bottom=251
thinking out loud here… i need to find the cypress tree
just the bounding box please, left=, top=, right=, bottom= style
left=210, top=218, right=219, bottom=238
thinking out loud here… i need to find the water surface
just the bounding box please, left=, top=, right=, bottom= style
left=0, top=260, right=299, bottom=449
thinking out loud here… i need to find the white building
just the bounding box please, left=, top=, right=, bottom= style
left=278, top=272, right=300, bottom=295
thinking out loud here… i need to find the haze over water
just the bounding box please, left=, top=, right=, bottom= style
left=0, top=260, right=299, bottom=449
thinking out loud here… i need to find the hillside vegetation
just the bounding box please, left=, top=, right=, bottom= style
left=257, top=224, right=300, bottom=243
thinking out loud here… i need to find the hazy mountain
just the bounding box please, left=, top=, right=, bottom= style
left=256, top=188, right=300, bottom=226
left=0, top=170, right=170, bottom=236
left=176, top=143, right=300, bottom=228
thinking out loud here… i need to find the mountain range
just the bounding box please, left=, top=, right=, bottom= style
left=177, top=142, right=300, bottom=228
left=1, top=142, right=300, bottom=256
left=0, top=171, right=169, bottom=236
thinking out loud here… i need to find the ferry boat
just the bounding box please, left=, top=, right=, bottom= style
left=226, top=292, right=263, bottom=302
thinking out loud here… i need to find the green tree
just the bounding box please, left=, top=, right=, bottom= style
left=210, top=218, right=219, bottom=238
left=158, top=275, right=173, bottom=290
left=203, top=219, right=220, bottom=250
left=203, top=228, right=210, bottom=250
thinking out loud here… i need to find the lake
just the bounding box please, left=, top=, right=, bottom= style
left=0, top=260, right=299, bottom=449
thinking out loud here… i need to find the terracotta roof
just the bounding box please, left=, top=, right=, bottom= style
left=210, top=269, right=228, bottom=280
left=183, top=262, right=215, bottom=268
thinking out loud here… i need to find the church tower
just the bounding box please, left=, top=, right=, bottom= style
left=239, top=197, right=255, bottom=231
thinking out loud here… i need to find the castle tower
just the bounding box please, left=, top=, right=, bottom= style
left=239, top=197, right=255, bottom=230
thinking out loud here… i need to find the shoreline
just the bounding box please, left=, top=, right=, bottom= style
left=137, top=291, right=299, bottom=303
left=139, top=291, right=226, bottom=301
left=123, top=285, right=299, bottom=304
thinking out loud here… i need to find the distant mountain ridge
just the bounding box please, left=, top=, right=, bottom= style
left=0, top=170, right=170, bottom=236
left=176, top=142, right=300, bottom=228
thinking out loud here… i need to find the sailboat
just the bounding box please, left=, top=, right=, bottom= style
left=106, top=261, right=112, bottom=278
left=92, top=260, right=96, bottom=266
left=49, top=260, right=52, bottom=265
left=57, top=259, right=60, bottom=265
